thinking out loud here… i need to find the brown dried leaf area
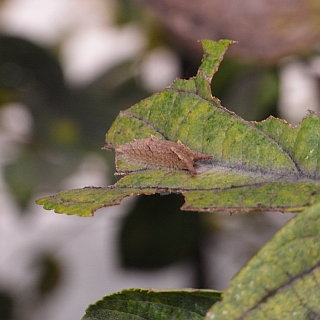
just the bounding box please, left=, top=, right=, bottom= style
left=103, top=135, right=213, bottom=175
left=141, top=0, right=320, bottom=62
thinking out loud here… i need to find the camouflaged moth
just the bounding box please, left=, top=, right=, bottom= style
left=103, top=135, right=213, bottom=174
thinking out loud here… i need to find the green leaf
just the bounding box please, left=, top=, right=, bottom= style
left=4, top=150, right=39, bottom=210
left=82, top=288, right=222, bottom=320
left=205, top=202, right=320, bottom=320
left=36, top=39, right=320, bottom=216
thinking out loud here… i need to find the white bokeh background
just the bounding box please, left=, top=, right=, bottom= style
left=0, top=1, right=187, bottom=319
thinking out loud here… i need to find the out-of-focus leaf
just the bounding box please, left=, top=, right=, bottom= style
left=0, top=35, right=66, bottom=103
left=0, top=290, right=14, bottom=320
left=36, top=254, right=63, bottom=296
left=119, top=194, right=201, bottom=269
left=115, top=0, right=145, bottom=25
left=4, top=150, right=38, bottom=210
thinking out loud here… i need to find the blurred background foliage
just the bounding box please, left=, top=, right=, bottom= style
left=1, top=0, right=320, bottom=319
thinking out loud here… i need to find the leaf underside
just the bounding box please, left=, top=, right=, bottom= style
left=37, top=39, right=320, bottom=216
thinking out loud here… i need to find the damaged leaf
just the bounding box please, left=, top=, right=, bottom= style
left=37, top=39, right=320, bottom=216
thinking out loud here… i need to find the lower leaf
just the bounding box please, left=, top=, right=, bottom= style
left=82, top=288, right=221, bottom=320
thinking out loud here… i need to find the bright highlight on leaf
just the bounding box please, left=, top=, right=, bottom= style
left=36, top=39, right=320, bottom=216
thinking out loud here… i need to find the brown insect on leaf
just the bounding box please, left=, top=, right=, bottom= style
left=103, top=135, right=213, bottom=175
